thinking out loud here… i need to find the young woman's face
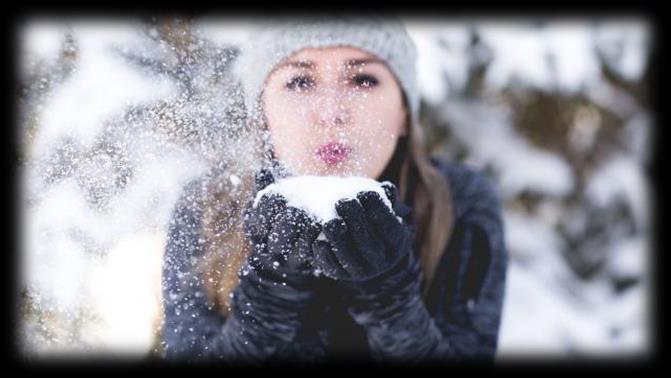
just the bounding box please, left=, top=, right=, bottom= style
left=262, top=46, right=407, bottom=178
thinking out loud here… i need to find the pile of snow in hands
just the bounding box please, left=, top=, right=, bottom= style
left=253, top=176, right=400, bottom=238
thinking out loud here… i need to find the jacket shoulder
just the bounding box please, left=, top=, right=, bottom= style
left=426, top=157, right=508, bottom=353
left=170, top=165, right=236, bottom=219
left=169, top=176, right=208, bottom=227
left=428, top=156, right=502, bottom=222
left=165, top=167, right=234, bottom=262
left=168, top=166, right=227, bottom=236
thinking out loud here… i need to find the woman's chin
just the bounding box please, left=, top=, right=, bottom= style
left=318, top=163, right=372, bottom=178
left=286, top=157, right=372, bottom=177
left=293, top=162, right=351, bottom=177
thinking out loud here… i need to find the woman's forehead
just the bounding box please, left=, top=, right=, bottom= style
left=282, top=46, right=381, bottom=68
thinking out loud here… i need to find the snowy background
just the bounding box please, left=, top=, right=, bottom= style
left=17, top=16, right=653, bottom=361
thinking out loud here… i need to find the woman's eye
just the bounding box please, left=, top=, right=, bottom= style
left=285, top=76, right=315, bottom=91
left=352, top=74, right=379, bottom=88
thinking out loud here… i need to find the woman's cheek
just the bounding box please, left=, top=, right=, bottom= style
left=351, top=132, right=392, bottom=177
left=274, top=127, right=299, bottom=156
left=273, top=130, right=316, bottom=173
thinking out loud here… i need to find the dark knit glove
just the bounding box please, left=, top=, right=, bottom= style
left=312, top=182, right=443, bottom=363
left=311, top=182, right=413, bottom=287
left=242, top=170, right=321, bottom=287
left=221, top=168, right=324, bottom=363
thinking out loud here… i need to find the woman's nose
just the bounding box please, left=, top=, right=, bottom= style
left=315, top=88, right=351, bottom=128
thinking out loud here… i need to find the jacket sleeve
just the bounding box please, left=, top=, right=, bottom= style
left=349, top=161, right=508, bottom=364
left=425, top=161, right=508, bottom=361
left=160, top=179, right=230, bottom=360
left=160, top=179, right=328, bottom=363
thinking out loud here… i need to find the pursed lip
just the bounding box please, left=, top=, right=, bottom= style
left=315, top=142, right=352, bottom=165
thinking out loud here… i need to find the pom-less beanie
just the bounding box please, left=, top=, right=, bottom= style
left=234, top=15, right=419, bottom=125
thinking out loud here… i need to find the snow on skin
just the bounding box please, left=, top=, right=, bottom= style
left=253, top=176, right=396, bottom=224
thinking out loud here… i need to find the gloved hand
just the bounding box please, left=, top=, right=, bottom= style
left=242, top=168, right=322, bottom=287
left=311, top=182, right=443, bottom=362
left=221, top=167, right=324, bottom=363
left=311, top=181, right=415, bottom=290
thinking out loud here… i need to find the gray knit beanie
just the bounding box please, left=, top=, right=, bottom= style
left=234, top=16, right=419, bottom=125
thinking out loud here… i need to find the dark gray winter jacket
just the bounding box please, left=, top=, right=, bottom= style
left=160, top=157, right=508, bottom=364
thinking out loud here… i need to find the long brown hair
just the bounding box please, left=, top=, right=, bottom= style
left=195, top=115, right=453, bottom=316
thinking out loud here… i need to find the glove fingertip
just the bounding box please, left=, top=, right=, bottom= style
left=323, top=217, right=347, bottom=240
left=263, top=193, right=288, bottom=214
left=306, top=221, right=322, bottom=241
left=356, top=190, right=386, bottom=210
left=255, top=168, right=275, bottom=191
left=335, top=198, right=366, bottom=222
left=380, top=181, right=397, bottom=202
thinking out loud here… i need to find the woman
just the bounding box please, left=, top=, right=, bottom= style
left=160, top=16, right=508, bottom=365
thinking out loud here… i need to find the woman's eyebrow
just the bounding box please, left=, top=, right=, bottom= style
left=277, top=60, right=315, bottom=70
left=344, top=58, right=384, bottom=67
